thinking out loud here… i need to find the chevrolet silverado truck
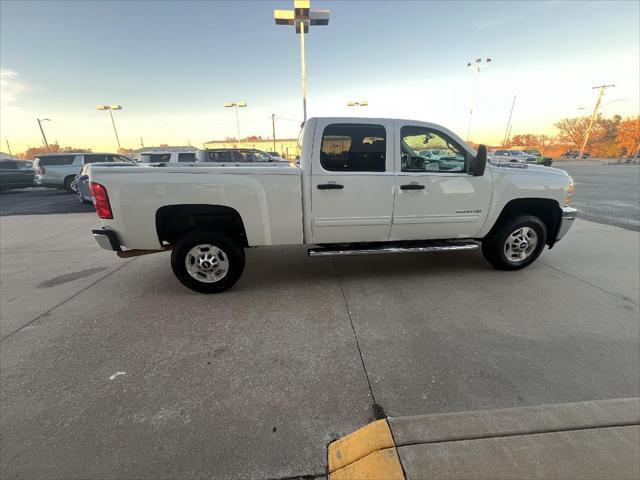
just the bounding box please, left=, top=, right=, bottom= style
left=89, top=117, right=577, bottom=293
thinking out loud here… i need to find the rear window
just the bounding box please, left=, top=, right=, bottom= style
left=178, top=152, right=196, bottom=162
left=143, top=153, right=171, bottom=163
left=36, top=155, right=76, bottom=166
left=321, top=124, right=386, bottom=172
left=84, top=155, right=107, bottom=164
left=206, top=151, right=232, bottom=162
left=0, top=160, right=18, bottom=169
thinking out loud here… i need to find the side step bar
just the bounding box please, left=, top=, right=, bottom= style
left=308, top=241, right=478, bottom=257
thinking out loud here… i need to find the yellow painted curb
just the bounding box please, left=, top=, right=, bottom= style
left=329, top=447, right=404, bottom=480
left=328, top=419, right=395, bottom=472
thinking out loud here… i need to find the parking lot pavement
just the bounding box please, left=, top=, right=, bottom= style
left=1, top=197, right=639, bottom=478
left=0, top=188, right=95, bottom=216
left=557, top=164, right=640, bottom=232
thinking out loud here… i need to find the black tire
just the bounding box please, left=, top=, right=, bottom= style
left=170, top=230, right=245, bottom=293
left=63, top=176, right=77, bottom=193
left=482, top=215, right=547, bottom=270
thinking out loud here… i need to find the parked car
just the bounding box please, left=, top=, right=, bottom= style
left=89, top=116, right=576, bottom=294
left=137, top=151, right=197, bottom=164
left=560, top=151, right=590, bottom=159
left=266, top=151, right=287, bottom=161
left=33, top=153, right=133, bottom=192
left=74, top=162, right=137, bottom=204
left=491, top=149, right=537, bottom=163
left=0, top=160, right=35, bottom=191
left=196, top=148, right=289, bottom=163
left=523, top=149, right=553, bottom=166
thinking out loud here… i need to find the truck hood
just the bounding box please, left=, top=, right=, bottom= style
left=489, top=163, right=570, bottom=177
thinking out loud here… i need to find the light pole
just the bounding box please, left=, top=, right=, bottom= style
left=274, top=0, right=330, bottom=123
left=502, top=96, right=516, bottom=146
left=37, top=118, right=51, bottom=151
left=96, top=104, right=122, bottom=151
left=466, top=57, right=492, bottom=142
left=224, top=102, right=246, bottom=142
left=347, top=101, right=368, bottom=107
left=578, top=84, right=615, bottom=160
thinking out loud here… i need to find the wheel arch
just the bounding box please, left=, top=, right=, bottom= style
left=156, top=204, right=249, bottom=248
left=485, top=198, right=562, bottom=247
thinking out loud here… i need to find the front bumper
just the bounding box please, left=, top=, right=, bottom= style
left=556, top=206, right=577, bottom=241
left=92, top=228, right=122, bottom=251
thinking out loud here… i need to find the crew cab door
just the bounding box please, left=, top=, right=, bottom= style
left=390, top=122, right=492, bottom=240
left=310, top=119, right=395, bottom=244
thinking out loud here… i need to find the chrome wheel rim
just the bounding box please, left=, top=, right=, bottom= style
left=185, top=244, right=229, bottom=283
left=504, top=226, right=538, bottom=263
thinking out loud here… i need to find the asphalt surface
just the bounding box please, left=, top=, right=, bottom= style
left=556, top=163, right=640, bottom=231
left=1, top=168, right=639, bottom=478
left=0, top=187, right=95, bottom=216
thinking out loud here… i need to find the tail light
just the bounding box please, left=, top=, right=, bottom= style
left=89, top=182, right=113, bottom=219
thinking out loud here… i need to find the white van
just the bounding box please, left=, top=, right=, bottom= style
left=137, top=151, right=197, bottom=164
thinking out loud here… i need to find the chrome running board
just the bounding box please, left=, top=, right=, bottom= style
left=308, top=241, right=478, bottom=257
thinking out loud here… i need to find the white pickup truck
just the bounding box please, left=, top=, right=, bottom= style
left=90, top=117, right=576, bottom=293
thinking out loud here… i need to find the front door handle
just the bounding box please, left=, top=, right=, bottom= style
left=400, top=183, right=425, bottom=190
left=317, top=183, right=344, bottom=190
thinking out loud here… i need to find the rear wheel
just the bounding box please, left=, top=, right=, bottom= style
left=482, top=215, right=547, bottom=270
left=64, top=176, right=78, bottom=193
left=171, top=230, right=245, bottom=293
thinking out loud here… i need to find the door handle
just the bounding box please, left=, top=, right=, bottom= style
left=317, top=183, right=344, bottom=190
left=400, top=183, right=425, bottom=190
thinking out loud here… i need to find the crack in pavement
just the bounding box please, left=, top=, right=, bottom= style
left=331, top=258, right=386, bottom=420
left=0, top=259, right=134, bottom=342
left=540, top=260, right=638, bottom=306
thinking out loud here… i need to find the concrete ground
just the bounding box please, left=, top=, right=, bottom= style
left=1, top=181, right=639, bottom=479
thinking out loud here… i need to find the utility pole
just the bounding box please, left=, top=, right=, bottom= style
left=465, top=57, right=492, bottom=142
left=503, top=96, right=516, bottom=146
left=97, top=105, right=123, bottom=151
left=272, top=114, right=277, bottom=152
left=274, top=1, right=330, bottom=123
left=578, top=84, right=615, bottom=160
left=37, top=118, right=51, bottom=152
left=5, top=138, right=12, bottom=156
left=224, top=102, right=246, bottom=142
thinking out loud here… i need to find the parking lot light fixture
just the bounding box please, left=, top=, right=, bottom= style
left=224, top=102, right=247, bottom=142
left=347, top=101, right=368, bottom=107
left=466, top=57, right=492, bottom=142
left=36, top=118, right=51, bottom=152
left=274, top=0, right=330, bottom=123
left=96, top=104, right=123, bottom=151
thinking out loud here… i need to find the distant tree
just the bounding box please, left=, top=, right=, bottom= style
left=16, top=143, right=92, bottom=160
left=616, top=116, right=640, bottom=157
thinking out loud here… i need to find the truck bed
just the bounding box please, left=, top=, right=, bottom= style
left=89, top=163, right=303, bottom=250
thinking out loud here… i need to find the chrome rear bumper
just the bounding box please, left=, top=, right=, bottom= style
left=557, top=206, right=578, bottom=241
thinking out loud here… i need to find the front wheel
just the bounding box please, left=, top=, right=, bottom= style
left=482, top=215, right=547, bottom=270
left=171, top=230, right=245, bottom=293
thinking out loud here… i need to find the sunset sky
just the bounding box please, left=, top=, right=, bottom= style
left=1, top=0, right=638, bottom=153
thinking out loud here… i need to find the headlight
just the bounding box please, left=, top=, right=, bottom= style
left=565, top=182, right=574, bottom=205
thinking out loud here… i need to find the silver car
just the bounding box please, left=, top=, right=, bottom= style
left=33, top=153, right=133, bottom=192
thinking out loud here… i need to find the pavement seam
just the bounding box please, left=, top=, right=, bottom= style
left=0, top=259, right=134, bottom=342
left=393, top=421, right=640, bottom=448
left=540, top=260, right=638, bottom=306
left=331, top=258, right=383, bottom=416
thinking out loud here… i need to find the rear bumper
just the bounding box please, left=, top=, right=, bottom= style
left=92, top=228, right=122, bottom=251
left=556, top=206, right=577, bottom=241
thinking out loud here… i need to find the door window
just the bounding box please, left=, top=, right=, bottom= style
left=321, top=124, right=386, bottom=172
left=207, top=150, right=232, bottom=162
left=84, top=155, right=107, bottom=164
left=178, top=152, right=196, bottom=162
left=401, top=127, right=466, bottom=173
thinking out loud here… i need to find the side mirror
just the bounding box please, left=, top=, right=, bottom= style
left=471, top=145, right=487, bottom=176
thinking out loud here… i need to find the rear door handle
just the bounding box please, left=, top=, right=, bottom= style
left=400, top=183, right=425, bottom=190
left=317, top=183, right=344, bottom=190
